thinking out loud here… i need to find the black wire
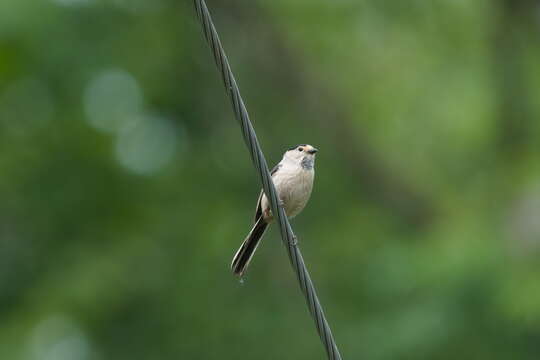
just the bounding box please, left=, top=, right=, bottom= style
left=193, top=1, right=343, bottom=359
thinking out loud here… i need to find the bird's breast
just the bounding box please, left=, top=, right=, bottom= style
left=275, top=167, right=314, bottom=218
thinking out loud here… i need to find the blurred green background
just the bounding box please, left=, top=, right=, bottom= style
left=2, top=0, right=540, bottom=359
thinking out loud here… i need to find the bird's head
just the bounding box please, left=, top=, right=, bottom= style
left=284, top=144, right=318, bottom=169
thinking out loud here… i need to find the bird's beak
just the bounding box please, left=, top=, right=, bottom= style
left=308, top=148, right=318, bottom=154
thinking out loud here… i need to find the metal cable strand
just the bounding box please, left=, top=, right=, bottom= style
left=193, top=1, right=342, bottom=359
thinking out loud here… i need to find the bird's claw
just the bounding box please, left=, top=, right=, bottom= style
left=291, top=235, right=298, bottom=246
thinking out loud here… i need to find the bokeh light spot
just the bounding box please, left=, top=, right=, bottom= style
left=28, top=315, right=93, bottom=360
left=115, top=115, right=181, bottom=175
left=83, top=69, right=143, bottom=134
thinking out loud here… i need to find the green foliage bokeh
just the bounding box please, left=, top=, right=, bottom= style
left=1, top=0, right=540, bottom=359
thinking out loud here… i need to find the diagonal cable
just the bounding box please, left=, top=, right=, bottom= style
left=193, top=1, right=343, bottom=359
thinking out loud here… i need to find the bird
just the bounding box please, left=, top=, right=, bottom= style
left=231, top=144, right=318, bottom=277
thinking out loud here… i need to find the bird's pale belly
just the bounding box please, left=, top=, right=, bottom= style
left=261, top=169, right=313, bottom=220
left=280, top=178, right=312, bottom=217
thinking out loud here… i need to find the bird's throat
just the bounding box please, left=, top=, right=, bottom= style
left=301, top=157, right=314, bottom=170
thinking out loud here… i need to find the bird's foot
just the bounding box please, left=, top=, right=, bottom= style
left=291, top=235, right=298, bottom=246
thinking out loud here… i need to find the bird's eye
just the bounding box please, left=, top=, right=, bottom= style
left=298, top=147, right=303, bottom=152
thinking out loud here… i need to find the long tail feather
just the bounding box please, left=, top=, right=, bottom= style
left=231, top=217, right=268, bottom=277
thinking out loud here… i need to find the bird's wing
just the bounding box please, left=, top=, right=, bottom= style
left=254, top=163, right=281, bottom=222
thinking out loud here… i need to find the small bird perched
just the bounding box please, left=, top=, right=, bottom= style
left=231, top=144, right=318, bottom=277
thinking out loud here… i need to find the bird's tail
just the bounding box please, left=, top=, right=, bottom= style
left=231, top=217, right=268, bottom=277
